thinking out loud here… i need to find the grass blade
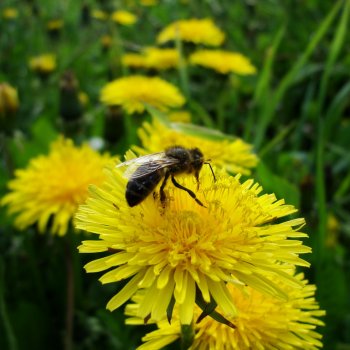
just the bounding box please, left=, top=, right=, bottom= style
left=254, top=0, right=343, bottom=148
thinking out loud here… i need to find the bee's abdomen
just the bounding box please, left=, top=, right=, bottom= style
left=126, top=171, right=162, bottom=207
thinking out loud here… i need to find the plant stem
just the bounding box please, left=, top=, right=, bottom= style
left=0, top=258, right=18, bottom=350
left=64, top=232, right=74, bottom=350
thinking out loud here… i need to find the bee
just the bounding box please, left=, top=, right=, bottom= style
left=117, top=146, right=216, bottom=207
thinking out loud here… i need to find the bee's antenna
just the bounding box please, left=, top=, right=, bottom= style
left=204, top=161, right=216, bottom=182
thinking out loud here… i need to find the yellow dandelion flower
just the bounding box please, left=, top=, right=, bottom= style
left=76, top=162, right=312, bottom=326
left=326, top=213, right=340, bottom=247
left=190, top=49, right=257, bottom=75
left=0, top=82, right=19, bottom=133
left=2, top=7, right=18, bottom=19
left=143, top=47, right=179, bottom=70
left=168, top=110, right=192, bottom=123
left=100, top=75, right=185, bottom=114
left=140, top=0, right=158, bottom=6
left=91, top=9, right=108, bottom=20
left=122, top=53, right=148, bottom=68
left=78, top=91, right=89, bottom=106
left=47, top=19, right=64, bottom=30
left=122, top=48, right=179, bottom=70
left=126, top=272, right=325, bottom=350
left=111, top=10, right=137, bottom=26
left=0, top=83, right=19, bottom=116
left=136, top=118, right=257, bottom=175
left=2, top=137, right=112, bottom=236
left=29, top=54, right=56, bottom=74
left=100, top=34, right=113, bottom=49
left=157, top=18, right=225, bottom=47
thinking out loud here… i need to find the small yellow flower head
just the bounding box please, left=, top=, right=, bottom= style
left=136, top=119, right=258, bottom=175
left=111, top=10, right=137, bottom=26
left=143, top=47, right=179, bottom=70
left=2, top=137, right=112, bottom=236
left=0, top=83, right=19, bottom=116
left=126, top=273, right=325, bottom=350
left=29, top=54, right=57, bottom=75
left=78, top=91, right=89, bottom=106
left=140, top=0, right=158, bottom=6
left=100, top=75, right=185, bottom=114
left=157, top=18, right=225, bottom=46
left=326, top=213, right=340, bottom=247
left=122, top=53, right=148, bottom=68
left=91, top=9, right=108, bottom=20
left=47, top=19, right=64, bottom=30
left=122, top=48, right=180, bottom=70
left=2, top=8, right=18, bottom=19
left=76, top=161, right=312, bottom=325
left=190, top=49, right=257, bottom=75
left=101, top=35, right=113, bottom=49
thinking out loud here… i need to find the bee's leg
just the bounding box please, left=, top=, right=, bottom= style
left=171, top=176, right=206, bottom=207
left=195, top=171, right=200, bottom=190
left=159, top=172, right=170, bottom=206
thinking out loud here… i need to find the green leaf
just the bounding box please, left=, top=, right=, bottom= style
left=195, top=287, right=235, bottom=329
left=254, top=0, right=343, bottom=148
left=255, top=161, right=300, bottom=208
left=144, top=104, right=171, bottom=127
left=9, top=117, right=58, bottom=168
left=170, top=122, right=236, bottom=141
left=166, top=295, right=176, bottom=324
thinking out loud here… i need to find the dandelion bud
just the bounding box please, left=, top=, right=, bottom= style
left=0, top=83, right=19, bottom=116
left=46, top=19, right=64, bottom=39
left=29, top=54, right=56, bottom=78
left=59, top=71, right=84, bottom=137
left=0, top=83, right=19, bottom=134
left=104, top=105, right=124, bottom=145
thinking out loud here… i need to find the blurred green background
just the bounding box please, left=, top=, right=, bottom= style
left=1, top=0, right=350, bottom=349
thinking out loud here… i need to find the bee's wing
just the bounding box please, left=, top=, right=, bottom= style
left=116, top=152, right=179, bottom=179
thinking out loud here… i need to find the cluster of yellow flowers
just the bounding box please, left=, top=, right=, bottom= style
left=1, top=11, right=325, bottom=350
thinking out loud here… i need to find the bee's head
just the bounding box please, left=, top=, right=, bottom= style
left=190, top=148, right=204, bottom=170
left=191, top=148, right=216, bottom=183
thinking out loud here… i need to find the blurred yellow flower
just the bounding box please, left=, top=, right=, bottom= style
left=0, top=83, right=19, bottom=116
left=122, top=53, right=148, bottom=68
left=2, top=8, right=18, bottom=19
left=136, top=118, right=258, bottom=175
left=29, top=54, right=56, bottom=74
left=157, top=18, right=225, bottom=46
left=47, top=19, right=64, bottom=30
left=76, top=164, right=311, bottom=325
left=126, top=273, right=325, bottom=350
left=111, top=10, right=137, bottom=26
left=140, top=0, right=158, bottom=6
left=91, top=9, right=108, bottom=20
left=78, top=91, right=89, bottom=106
left=101, top=35, right=112, bottom=49
left=326, top=213, right=340, bottom=247
left=2, top=137, right=112, bottom=236
left=144, top=47, right=179, bottom=70
left=190, top=49, right=257, bottom=75
left=100, top=75, right=185, bottom=114
left=122, top=47, right=179, bottom=70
